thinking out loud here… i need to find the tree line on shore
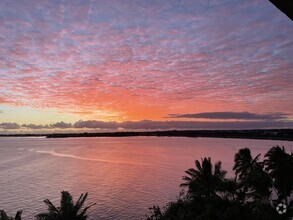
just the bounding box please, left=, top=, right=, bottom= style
left=45, top=129, right=293, bottom=141
left=2, top=129, right=292, bottom=142
left=1, top=145, right=292, bottom=220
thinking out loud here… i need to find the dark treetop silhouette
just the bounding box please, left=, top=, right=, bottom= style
left=0, top=210, right=22, bottom=220
left=35, top=191, right=96, bottom=220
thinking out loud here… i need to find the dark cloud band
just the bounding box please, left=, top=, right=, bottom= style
left=166, top=112, right=289, bottom=121
left=0, top=122, right=21, bottom=130
left=1, top=120, right=292, bottom=131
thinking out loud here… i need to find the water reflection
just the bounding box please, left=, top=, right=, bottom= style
left=0, top=137, right=292, bottom=219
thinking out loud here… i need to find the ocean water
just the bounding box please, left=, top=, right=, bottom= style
left=0, top=136, right=292, bottom=219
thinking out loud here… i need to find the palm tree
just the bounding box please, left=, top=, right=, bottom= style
left=181, top=157, right=227, bottom=198
left=233, top=148, right=271, bottom=202
left=243, top=165, right=272, bottom=200
left=233, top=148, right=261, bottom=181
left=0, top=210, right=22, bottom=220
left=264, top=145, right=293, bottom=204
left=36, top=191, right=96, bottom=220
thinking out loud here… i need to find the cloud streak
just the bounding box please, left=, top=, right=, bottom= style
left=167, top=112, right=290, bottom=121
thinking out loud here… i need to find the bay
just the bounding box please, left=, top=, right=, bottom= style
left=0, top=137, right=292, bottom=219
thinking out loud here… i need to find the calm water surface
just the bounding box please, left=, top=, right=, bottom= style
left=0, top=137, right=292, bottom=219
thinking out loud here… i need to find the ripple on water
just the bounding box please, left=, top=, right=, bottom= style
left=0, top=137, right=292, bottom=219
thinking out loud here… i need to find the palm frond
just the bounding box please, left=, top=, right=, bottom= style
left=36, top=191, right=95, bottom=220
left=0, top=210, right=22, bottom=220
left=74, top=193, right=88, bottom=215
left=195, top=160, right=203, bottom=173
left=184, top=168, right=197, bottom=177
left=43, top=199, right=59, bottom=214
left=77, top=202, right=97, bottom=218
left=14, top=210, right=22, bottom=220
left=35, top=213, right=53, bottom=220
left=0, top=210, right=11, bottom=220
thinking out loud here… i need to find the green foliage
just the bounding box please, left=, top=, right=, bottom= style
left=144, top=145, right=293, bottom=220
left=36, top=191, right=96, bottom=220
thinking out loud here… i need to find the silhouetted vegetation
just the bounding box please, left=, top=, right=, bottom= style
left=36, top=191, right=96, bottom=220
left=144, top=145, right=293, bottom=220
left=45, top=129, right=293, bottom=141
left=0, top=210, right=22, bottom=220
left=1, top=129, right=292, bottom=141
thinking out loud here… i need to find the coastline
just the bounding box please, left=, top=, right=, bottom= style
left=0, top=129, right=292, bottom=141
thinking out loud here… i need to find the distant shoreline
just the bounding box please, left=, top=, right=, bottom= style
left=0, top=129, right=292, bottom=141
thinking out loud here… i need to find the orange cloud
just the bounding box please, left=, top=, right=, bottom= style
left=0, top=0, right=292, bottom=124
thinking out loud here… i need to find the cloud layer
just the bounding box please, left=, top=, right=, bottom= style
left=167, top=112, right=290, bottom=121
left=0, top=0, right=292, bottom=126
left=1, top=110, right=292, bottom=131
left=0, top=122, right=21, bottom=130
left=1, top=120, right=292, bottom=131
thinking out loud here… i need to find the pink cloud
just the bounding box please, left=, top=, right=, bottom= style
left=0, top=0, right=292, bottom=123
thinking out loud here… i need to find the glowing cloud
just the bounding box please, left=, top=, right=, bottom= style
left=0, top=0, right=292, bottom=130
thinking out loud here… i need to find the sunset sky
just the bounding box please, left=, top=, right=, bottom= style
left=0, top=0, right=292, bottom=132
